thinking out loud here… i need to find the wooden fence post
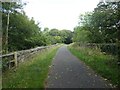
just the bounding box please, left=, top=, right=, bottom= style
left=14, top=52, right=17, bottom=67
left=8, top=62, right=11, bottom=69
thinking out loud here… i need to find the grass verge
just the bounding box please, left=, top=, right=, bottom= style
left=2, top=45, right=61, bottom=88
left=68, top=43, right=119, bottom=87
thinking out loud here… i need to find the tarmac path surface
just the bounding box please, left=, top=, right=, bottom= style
left=45, top=46, right=112, bottom=88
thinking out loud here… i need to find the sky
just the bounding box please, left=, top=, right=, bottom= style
left=22, top=0, right=100, bottom=31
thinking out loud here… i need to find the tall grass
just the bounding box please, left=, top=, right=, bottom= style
left=2, top=45, right=61, bottom=88
left=68, top=43, right=119, bottom=87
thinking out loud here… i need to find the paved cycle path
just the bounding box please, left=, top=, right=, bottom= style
left=45, top=46, right=112, bottom=88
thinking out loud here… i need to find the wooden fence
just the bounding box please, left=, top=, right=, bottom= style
left=0, top=44, right=58, bottom=71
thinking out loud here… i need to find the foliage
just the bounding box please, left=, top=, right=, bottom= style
left=2, top=2, right=74, bottom=53
left=69, top=43, right=119, bottom=87
left=91, top=2, right=119, bottom=43
left=74, top=2, right=119, bottom=43
left=73, top=1, right=119, bottom=58
left=73, top=26, right=91, bottom=43
left=60, top=30, right=73, bottom=44
left=2, top=2, right=47, bottom=53
left=43, top=28, right=73, bottom=44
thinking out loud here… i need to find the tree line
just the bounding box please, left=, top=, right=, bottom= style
left=73, top=1, right=119, bottom=56
left=1, top=1, right=119, bottom=56
left=73, top=1, right=119, bottom=44
left=1, top=2, right=73, bottom=53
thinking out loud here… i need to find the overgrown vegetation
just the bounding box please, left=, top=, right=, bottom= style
left=73, top=1, right=119, bottom=57
left=2, top=45, right=61, bottom=88
left=68, top=43, right=119, bottom=87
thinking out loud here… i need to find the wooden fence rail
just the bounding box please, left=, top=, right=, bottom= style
left=0, top=44, right=58, bottom=71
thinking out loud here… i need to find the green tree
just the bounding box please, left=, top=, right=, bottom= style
left=43, top=28, right=73, bottom=44
left=75, top=1, right=119, bottom=43
left=60, top=30, right=73, bottom=44
left=2, top=2, right=46, bottom=52
left=91, top=1, right=119, bottom=43
left=73, top=26, right=91, bottom=43
left=2, top=2, right=24, bottom=53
